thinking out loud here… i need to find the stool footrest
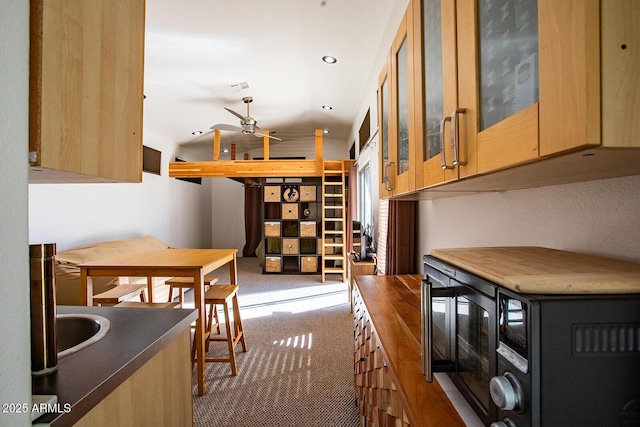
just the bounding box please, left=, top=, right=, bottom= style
left=165, top=276, right=219, bottom=287
left=93, top=284, right=146, bottom=306
left=115, top=301, right=179, bottom=309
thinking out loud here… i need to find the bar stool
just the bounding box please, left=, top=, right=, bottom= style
left=196, top=284, right=247, bottom=376
left=165, top=275, right=219, bottom=305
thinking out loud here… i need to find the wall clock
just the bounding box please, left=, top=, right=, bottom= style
left=282, top=186, right=299, bottom=202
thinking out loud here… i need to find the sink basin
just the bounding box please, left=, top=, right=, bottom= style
left=56, top=314, right=111, bottom=358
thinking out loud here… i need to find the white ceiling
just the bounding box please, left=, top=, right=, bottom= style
left=143, top=0, right=407, bottom=156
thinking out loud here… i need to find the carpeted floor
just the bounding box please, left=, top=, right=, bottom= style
left=187, top=257, right=359, bottom=427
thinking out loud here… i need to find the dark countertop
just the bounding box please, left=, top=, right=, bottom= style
left=32, top=305, right=197, bottom=426
left=354, top=274, right=466, bottom=427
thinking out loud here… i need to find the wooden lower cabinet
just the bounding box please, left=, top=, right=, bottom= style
left=74, top=329, right=193, bottom=426
left=353, top=286, right=410, bottom=427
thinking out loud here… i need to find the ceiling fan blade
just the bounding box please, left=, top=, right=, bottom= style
left=210, top=124, right=243, bottom=132
left=253, top=131, right=282, bottom=141
left=224, top=107, right=246, bottom=121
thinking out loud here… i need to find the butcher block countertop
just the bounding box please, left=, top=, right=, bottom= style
left=354, top=274, right=468, bottom=427
left=430, top=246, right=640, bottom=294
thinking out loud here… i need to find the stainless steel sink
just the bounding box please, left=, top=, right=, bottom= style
left=56, top=314, right=111, bottom=358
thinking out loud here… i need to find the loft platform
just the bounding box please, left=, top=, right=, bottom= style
left=168, top=129, right=351, bottom=180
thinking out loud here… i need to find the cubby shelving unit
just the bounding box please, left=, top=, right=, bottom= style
left=262, top=181, right=322, bottom=274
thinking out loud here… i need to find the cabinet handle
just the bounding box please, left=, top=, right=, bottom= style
left=385, top=162, right=395, bottom=191
left=439, top=117, right=454, bottom=170
left=421, top=279, right=431, bottom=381
left=451, top=108, right=467, bottom=166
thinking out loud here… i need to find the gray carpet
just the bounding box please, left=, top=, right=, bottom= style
left=188, top=257, right=359, bottom=427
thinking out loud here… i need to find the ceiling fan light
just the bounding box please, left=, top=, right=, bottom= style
left=322, top=55, right=337, bottom=64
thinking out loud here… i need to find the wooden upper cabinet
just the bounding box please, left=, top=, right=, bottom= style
left=408, top=0, right=639, bottom=195
left=29, top=0, right=145, bottom=183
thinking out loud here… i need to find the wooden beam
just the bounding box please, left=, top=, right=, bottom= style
left=169, top=160, right=321, bottom=178
left=230, top=144, right=236, bottom=160
left=263, top=129, right=269, bottom=160
left=213, top=130, right=221, bottom=161
left=315, top=129, right=324, bottom=175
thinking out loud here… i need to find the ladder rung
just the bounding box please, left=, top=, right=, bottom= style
left=324, top=230, right=344, bottom=235
left=323, top=254, right=344, bottom=260
left=324, top=267, right=345, bottom=273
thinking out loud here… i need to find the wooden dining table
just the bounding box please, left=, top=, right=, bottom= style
left=78, top=248, right=238, bottom=396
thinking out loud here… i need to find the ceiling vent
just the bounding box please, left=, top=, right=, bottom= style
left=231, top=82, right=250, bottom=91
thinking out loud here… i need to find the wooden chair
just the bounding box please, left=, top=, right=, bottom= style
left=165, top=275, right=219, bottom=305
left=193, top=284, right=247, bottom=376
left=93, top=283, right=147, bottom=306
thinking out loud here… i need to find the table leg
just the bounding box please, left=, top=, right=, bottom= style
left=229, top=252, right=237, bottom=285
left=193, top=269, right=206, bottom=396
left=80, top=268, right=93, bottom=306
left=146, top=276, right=154, bottom=302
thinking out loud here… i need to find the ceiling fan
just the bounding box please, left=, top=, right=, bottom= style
left=210, top=96, right=282, bottom=141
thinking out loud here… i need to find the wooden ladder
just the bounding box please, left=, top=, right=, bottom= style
left=321, top=160, right=346, bottom=283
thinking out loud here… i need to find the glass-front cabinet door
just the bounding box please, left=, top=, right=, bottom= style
left=416, top=0, right=460, bottom=187
left=456, top=0, right=540, bottom=177
left=391, top=7, right=418, bottom=195
left=378, top=57, right=392, bottom=198
left=378, top=6, right=418, bottom=197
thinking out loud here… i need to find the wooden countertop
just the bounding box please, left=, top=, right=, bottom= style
left=354, top=274, right=466, bottom=427
left=430, top=246, right=640, bottom=294
left=32, top=306, right=197, bottom=426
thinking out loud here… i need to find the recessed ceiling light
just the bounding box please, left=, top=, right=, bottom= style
left=322, top=56, right=337, bottom=64
left=322, top=105, right=333, bottom=110
left=222, top=148, right=229, bottom=153
left=323, top=129, right=330, bottom=134
left=192, top=130, right=203, bottom=135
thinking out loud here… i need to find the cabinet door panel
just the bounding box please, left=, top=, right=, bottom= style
left=419, top=0, right=460, bottom=188
left=390, top=9, right=416, bottom=195
left=539, top=0, right=601, bottom=156
left=31, top=0, right=144, bottom=183
left=457, top=0, right=539, bottom=177
left=378, top=58, right=393, bottom=198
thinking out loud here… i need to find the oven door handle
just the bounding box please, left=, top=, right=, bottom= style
left=422, top=280, right=457, bottom=382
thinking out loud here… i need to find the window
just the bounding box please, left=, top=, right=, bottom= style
left=358, top=163, right=372, bottom=247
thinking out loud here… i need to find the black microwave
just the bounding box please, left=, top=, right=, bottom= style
left=423, top=255, right=640, bottom=426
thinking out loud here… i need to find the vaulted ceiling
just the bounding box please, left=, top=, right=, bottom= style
left=143, top=0, right=407, bottom=158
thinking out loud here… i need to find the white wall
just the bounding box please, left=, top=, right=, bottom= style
left=418, top=174, right=640, bottom=264
left=211, top=178, right=245, bottom=253
left=0, top=0, right=31, bottom=424
left=28, top=131, right=213, bottom=251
